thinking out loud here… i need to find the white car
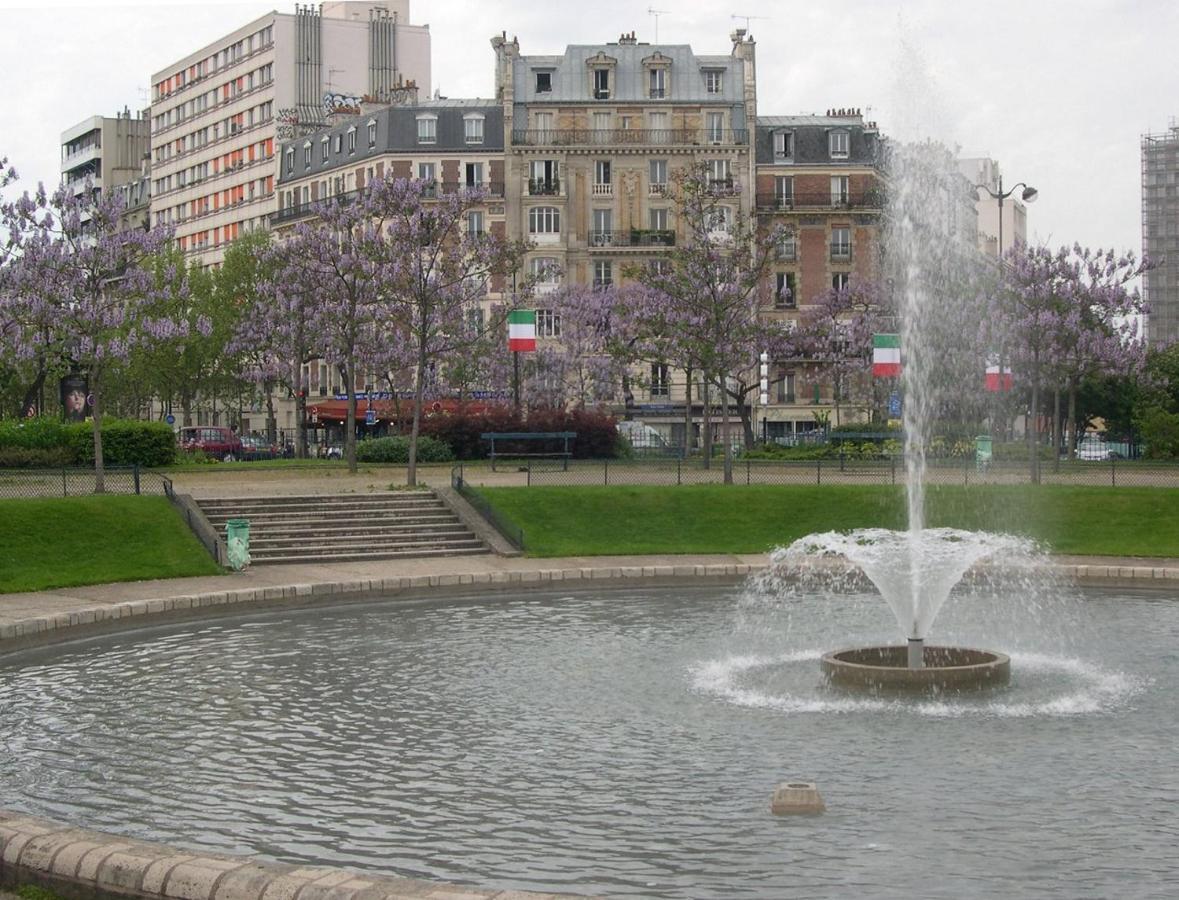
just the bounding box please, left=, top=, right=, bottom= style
left=1076, top=439, right=1111, bottom=461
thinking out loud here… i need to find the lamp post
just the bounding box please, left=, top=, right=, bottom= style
left=974, top=175, right=1037, bottom=260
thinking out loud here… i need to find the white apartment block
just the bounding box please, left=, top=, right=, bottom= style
left=61, top=108, right=150, bottom=202
left=958, top=156, right=1029, bottom=258
left=148, top=1, right=430, bottom=266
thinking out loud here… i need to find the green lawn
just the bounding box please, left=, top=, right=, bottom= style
left=0, top=496, right=223, bottom=594
left=475, top=484, right=1179, bottom=558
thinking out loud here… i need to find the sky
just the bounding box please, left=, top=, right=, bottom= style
left=1, top=0, right=1176, bottom=259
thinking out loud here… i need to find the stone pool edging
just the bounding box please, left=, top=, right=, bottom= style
left=1, top=556, right=1176, bottom=900
left=0, top=811, right=569, bottom=900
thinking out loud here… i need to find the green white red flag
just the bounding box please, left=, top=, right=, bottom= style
left=872, top=334, right=901, bottom=377
left=508, top=309, right=536, bottom=352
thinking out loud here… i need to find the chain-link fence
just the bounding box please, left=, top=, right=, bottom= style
left=0, top=466, right=174, bottom=499
left=454, top=456, right=1179, bottom=488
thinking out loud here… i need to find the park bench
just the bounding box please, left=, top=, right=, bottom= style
left=481, top=432, right=576, bottom=472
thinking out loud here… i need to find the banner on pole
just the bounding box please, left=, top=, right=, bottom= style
left=508, top=309, right=537, bottom=352
left=872, top=334, right=901, bottom=377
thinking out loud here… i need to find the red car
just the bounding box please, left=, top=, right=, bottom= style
left=178, top=426, right=242, bottom=461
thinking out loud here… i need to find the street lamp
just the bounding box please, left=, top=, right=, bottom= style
left=974, top=175, right=1037, bottom=260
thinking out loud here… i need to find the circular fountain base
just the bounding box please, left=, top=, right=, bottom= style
left=821, top=646, right=1010, bottom=692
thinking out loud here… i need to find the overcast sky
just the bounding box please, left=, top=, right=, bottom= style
left=2, top=0, right=1176, bottom=257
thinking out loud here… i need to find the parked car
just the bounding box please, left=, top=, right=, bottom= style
left=1076, top=437, right=1113, bottom=461
left=177, top=426, right=242, bottom=461
left=240, top=435, right=279, bottom=461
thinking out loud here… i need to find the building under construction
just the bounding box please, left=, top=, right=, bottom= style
left=1142, top=122, right=1179, bottom=346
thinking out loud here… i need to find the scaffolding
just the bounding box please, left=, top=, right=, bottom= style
left=1142, top=118, right=1179, bottom=346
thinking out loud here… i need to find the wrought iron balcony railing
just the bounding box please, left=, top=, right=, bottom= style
left=756, top=190, right=885, bottom=211
left=512, top=128, right=748, bottom=147
left=589, top=229, right=676, bottom=249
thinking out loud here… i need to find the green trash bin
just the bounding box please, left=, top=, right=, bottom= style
left=975, top=435, right=993, bottom=472
left=225, top=518, right=251, bottom=571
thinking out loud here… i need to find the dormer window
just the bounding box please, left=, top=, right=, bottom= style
left=535, top=71, right=552, bottom=93
left=774, top=131, right=794, bottom=160
left=417, top=114, right=437, bottom=144
left=346, top=126, right=357, bottom=153
left=593, top=68, right=610, bottom=100
left=649, top=67, right=666, bottom=99
left=464, top=113, right=485, bottom=144
left=704, top=69, right=723, bottom=94
left=284, top=147, right=294, bottom=174
left=367, top=118, right=377, bottom=148
left=320, top=136, right=329, bottom=161
left=829, top=130, right=850, bottom=159
left=302, top=140, right=312, bottom=168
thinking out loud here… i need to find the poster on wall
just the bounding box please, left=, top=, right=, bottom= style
left=60, top=373, right=89, bottom=422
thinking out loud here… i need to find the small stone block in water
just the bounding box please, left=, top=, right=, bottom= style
left=770, top=782, right=825, bottom=815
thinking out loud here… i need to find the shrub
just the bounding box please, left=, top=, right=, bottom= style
left=356, top=435, right=455, bottom=464
left=0, top=446, right=77, bottom=467
left=416, top=405, right=621, bottom=459
left=68, top=419, right=177, bottom=466
left=0, top=418, right=77, bottom=454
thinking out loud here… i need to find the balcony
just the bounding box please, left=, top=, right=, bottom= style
left=589, top=229, right=676, bottom=249
left=512, top=128, right=748, bottom=147
left=592, top=182, right=613, bottom=197
left=708, top=178, right=738, bottom=196
left=829, top=245, right=852, bottom=262
left=648, top=182, right=667, bottom=197
left=756, top=190, right=885, bottom=211
left=527, top=178, right=562, bottom=196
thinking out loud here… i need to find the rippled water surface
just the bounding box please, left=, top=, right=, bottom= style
left=2, top=584, right=1177, bottom=899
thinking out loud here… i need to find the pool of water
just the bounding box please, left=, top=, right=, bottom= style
left=1, top=583, right=1176, bottom=899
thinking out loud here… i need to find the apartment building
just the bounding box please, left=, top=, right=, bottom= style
left=148, top=1, right=430, bottom=267
left=755, top=111, right=885, bottom=439
left=60, top=108, right=150, bottom=203
left=1143, top=122, right=1179, bottom=346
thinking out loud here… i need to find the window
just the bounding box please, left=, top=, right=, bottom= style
left=535, top=71, right=552, bottom=93
left=302, top=142, right=311, bottom=168
left=707, top=205, right=732, bottom=235
left=367, top=119, right=377, bottom=148
left=334, top=134, right=343, bottom=153
left=467, top=211, right=484, bottom=238
left=649, top=207, right=668, bottom=231
left=648, top=259, right=672, bottom=277
left=708, top=158, right=731, bottom=189
left=593, top=259, right=613, bottom=289
left=777, top=231, right=798, bottom=261
left=320, top=137, right=330, bottom=162
left=650, top=363, right=670, bottom=397
left=535, top=111, right=554, bottom=141
left=347, top=127, right=356, bottom=153
left=831, top=175, right=849, bottom=206
left=775, top=272, right=797, bottom=309
left=417, top=115, right=437, bottom=144
left=832, top=272, right=850, bottom=291
left=464, top=114, right=484, bottom=144
left=829, top=130, right=850, bottom=159
left=418, top=162, right=436, bottom=193
left=777, top=371, right=796, bottom=404
left=649, top=158, right=668, bottom=192
left=831, top=226, right=851, bottom=260
left=706, top=112, right=725, bottom=143
left=465, top=162, right=483, bottom=187
left=528, top=206, right=560, bottom=235
left=592, top=208, right=613, bottom=245
left=775, top=175, right=793, bottom=209
left=530, top=257, right=560, bottom=289
left=705, top=69, right=723, bottom=93
left=774, top=131, right=794, bottom=159
left=536, top=308, right=561, bottom=338
left=593, top=68, right=610, bottom=100
left=529, top=159, right=559, bottom=194
left=284, top=147, right=294, bottom=173
left=594, top=159, right=611, bottom=186
left=592, top=111, right=611, bottom=144
left=649, top=67, right=666, bottom=99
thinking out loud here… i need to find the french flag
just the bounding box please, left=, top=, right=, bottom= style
left=985, top=357, right=1014, bottom=392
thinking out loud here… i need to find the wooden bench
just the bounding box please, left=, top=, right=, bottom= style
left=481, top=432, right=576, bottom=472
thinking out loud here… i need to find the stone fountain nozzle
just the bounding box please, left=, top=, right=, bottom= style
left=908, top=638, right=924, bottom=669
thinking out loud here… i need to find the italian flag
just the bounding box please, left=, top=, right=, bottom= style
left=985, top=356, right=1014, bottom=392
left=508, top=309, right=537, bottom=352
left=872, top=333, right=901, bottom=377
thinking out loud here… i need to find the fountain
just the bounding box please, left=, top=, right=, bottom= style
left=767, top=131, right=1031, bottom=690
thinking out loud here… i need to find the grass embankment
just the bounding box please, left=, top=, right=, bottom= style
left=0, top=496, right=222, bottom=594
left=475, top=484, right=1179, bottom=558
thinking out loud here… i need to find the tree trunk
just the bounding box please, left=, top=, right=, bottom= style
left=833, top=372, right=842, bottom=428
left=266, top=385, right=277, bottom=444
left=91, top=368, right=105, bottom=494
left=408, top=345, right=428, bottom=487
left=342, top=360, right=357, bottom=474
left=701, top=377, right=712, bottom=469
left=19, top=365, right=46, bottom=418
left=295, top=389, right=308, bottom=459
left=182, top=393, right=193, bottom=428
left=1029, top=361, right=1040, bottom=485
left=1066, top=379, right=1078, bottom=460
left=720, top=375, right=733, bottom=485
left=682, top=366, right=692, bottom=459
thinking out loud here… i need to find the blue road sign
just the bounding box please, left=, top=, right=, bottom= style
left=888, top=392, right=902, bottom=417
left=365, top=408, right=376, bottom=425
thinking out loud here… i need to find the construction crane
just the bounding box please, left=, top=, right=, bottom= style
left=648, top=7, right=670, bottom=43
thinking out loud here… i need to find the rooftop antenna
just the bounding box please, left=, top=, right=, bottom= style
left=648, top=7, right=670, bottom=43
left=325, top=66, right=344, bottom=93
left=730, top=13, right=768, bottom=32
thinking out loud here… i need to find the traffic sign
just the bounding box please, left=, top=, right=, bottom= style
left=365, top=408, right=376, bottom=425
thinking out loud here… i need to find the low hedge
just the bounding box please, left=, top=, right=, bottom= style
left=416, top=405, right=620, bottom=459
left=0, top=417, right=176, bottom=467
left=356, top=435, right=455, bottom=464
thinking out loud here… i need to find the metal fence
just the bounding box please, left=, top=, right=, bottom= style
left=459, top=456, right=1179, bottom=488
left=0, top=466, right=174, bottom=499
left=451, top=465, right=525, bottom=548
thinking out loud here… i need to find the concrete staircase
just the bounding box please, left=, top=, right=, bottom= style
left=196, top=491, right=488, bottom=565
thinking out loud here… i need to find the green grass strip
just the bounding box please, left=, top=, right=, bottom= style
left=0, top=495, right=223, bottom=594
left=475, top=484, right=1179, bottom=558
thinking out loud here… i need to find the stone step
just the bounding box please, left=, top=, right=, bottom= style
left=249, top=544, right=488, bottom=565
left=249, top=536, right=484, bottom=555
left=205, top=510, right=457, bottom=527
left=201, top=491, right=432, bottom=505
left=248, top=527, right=473, bottom=548
left=224, top=521, right=469, bottom=539
left=200, top=499, right=446, bottom=515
